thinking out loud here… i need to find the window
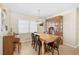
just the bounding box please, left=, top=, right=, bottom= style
left=18, top=20, right=29, bottom=33
left=30, top=21, right=37, bottom=33
left=18, top=20, right=37, bottom=34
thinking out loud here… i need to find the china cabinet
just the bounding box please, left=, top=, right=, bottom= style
left=45, top=16, right=63, bottom=36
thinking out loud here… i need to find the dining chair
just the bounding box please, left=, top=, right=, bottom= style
left=34, top=35, right=42, bottom=55
left=47, top=37, right=61, bottom=55
left=13, top=38, right=21, bottom=54
left=31, top=33, right=35, bottom=48
left=13, top=33, right=21, bottom=54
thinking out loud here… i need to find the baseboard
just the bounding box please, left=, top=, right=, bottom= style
left=64, top=43, right=77, bottom=48
left=77, top=44, right=79, bottom=47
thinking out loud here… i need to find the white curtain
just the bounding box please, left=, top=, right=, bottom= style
left=18, top=20, right=37, bottom=34
left=18, top=20, right=29, bottom=33
left=30, top=21, right=37, bottom=33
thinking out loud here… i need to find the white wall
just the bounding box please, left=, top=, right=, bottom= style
left=0, top=8, right=3, bottom=55
left=63, top=9, right=77, bottom=47
left=77, top=8, right=79, bottom=46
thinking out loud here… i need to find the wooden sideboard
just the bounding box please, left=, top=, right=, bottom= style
left=3, top=35, right=20, bottom=55
left=3, top=36, right=14, bottom=55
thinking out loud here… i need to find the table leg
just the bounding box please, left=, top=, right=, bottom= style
left=41, top=41, right=44, bottom=55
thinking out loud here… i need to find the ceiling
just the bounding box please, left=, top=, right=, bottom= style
left=4, top=3, right=79, bottom=18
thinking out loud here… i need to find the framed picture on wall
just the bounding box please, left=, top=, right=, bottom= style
left=1, top=9, right=7, bottom=31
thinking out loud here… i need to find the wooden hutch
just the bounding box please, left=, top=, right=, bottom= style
left=45, top=15, right=63, bottom=43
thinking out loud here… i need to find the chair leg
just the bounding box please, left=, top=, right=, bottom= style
left=31, top=41, right=33, bottom=46
left=18, top=43, right=21, bottom=54
left=32, top=41, right=34, bottom=48
left=35, top=42, right=37, bottom=51
left=34, top=41, right=36, bottom=48
left=51, top=47, right=54, bottom=55
left=38, top=45, right=41, bottom=55
left=57, top=49, right=59, bottom=55
left=31, top=40, right=35, bottom=48
left=44, top=43, right=47, bottom=53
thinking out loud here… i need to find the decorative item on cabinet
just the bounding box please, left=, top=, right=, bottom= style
left=5, top=25, right=8, bottom=31
left=39, top=23, right=43, bottom=26
left=1, top=8, right=7, bottom=32
left=48, top=27, right=55, bottom=34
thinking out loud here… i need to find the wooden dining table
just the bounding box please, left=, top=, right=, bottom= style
left=35, top=33, right=60, bottom=55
